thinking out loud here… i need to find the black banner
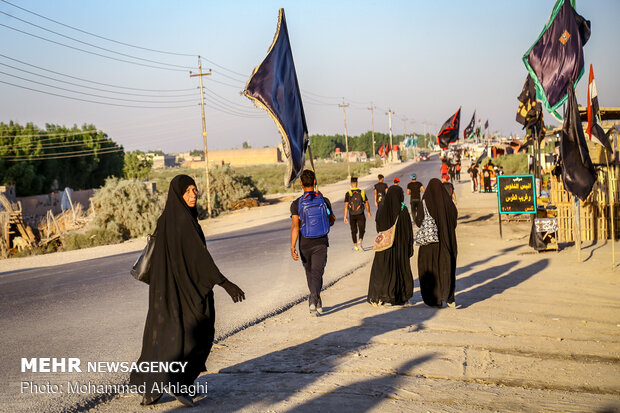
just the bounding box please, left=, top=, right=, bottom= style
left=497, top=175, right=537, bottom=214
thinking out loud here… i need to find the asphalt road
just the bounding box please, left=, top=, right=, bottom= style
left=0, top=156, right=440, bottom=412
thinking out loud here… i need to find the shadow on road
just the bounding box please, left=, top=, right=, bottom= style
left=321, top=296, right=367, bottom=315
left=197, top=256, right=547, bottom=411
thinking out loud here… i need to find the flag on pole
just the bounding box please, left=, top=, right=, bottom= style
left=378, top=143, right=385, bottom=158
left=437, top=107, right=461, bottom=149
left=516, top=75, right=546, bottom=143
left=244, top=9, right=308, bottom=187
left=484, top=119, right=489, bottom=130
left=463, top=111, right=476, bottom=140
left=586, top=64, right=613, bottom=153
left=523, top=0, right=591, bottom=120
left=560, top=83, right=596, bottom=201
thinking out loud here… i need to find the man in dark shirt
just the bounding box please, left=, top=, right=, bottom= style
left=374, top=174, right=388, bottom=207
left=406, top=173, right=425, bottom=218
left=290, top=170, right=336, bottom=316
left=344, top=177, right=371, bottom=251
left=467, top=164, right=479, bottom=192
left=442, top=175, right=457, bottom=205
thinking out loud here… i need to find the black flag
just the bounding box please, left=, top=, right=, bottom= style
left=244, top=9, right=308, bottom=187
left=523, top=0, right=591, bottom=120
left=437, top=107, right=461, bottom=149
left=560, top=83, right=596, bottom=201
left=463, top=111, right=475, bottom=140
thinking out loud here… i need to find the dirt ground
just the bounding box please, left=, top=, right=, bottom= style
left=91, top=167, right=620, bottom=412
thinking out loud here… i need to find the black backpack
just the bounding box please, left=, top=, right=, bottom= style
left=348, top=189, right=364, bottom=215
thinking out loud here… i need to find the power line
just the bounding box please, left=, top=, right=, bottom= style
left=0, top=79, right=196, bottom=109
left=0, top=22, right=187, bottom=72
left=0, top=136, right=113, bottom=150
left=0, top=0, right=196, bottom=57
left=3, top=145, right=123, bottom=161
left=0, top=129, right=98, bottom=139
left=6, top=147, right=124, bottom=161
left=0, top=10, right=194, bottom=70
left=0, top=70, right=197, bottom=103
left=0, top=53, right=195, bottom=92
left=0, top=61, right=195, bottom=97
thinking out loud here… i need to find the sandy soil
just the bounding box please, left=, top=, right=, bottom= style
left=91, top=164, right=620, bottom=412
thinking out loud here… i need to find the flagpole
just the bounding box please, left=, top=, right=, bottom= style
left=339, top=98, right=351, bottom=178
left=387, top=109, right=395, bottom=163
left=368, top=103, right=376, bottom=161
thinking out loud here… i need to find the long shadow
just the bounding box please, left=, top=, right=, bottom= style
left=286, top=355, right=435, bottom=413
left=457, top=261, right=520, bottom=291
left=582, top=240, right=608, bottom=262
left=459, top=213, right=495, bottom=224
left=455, top=245, right=522, bottom=276
left=456, top=259, right=549, bottom=308
left=196, top=256, right=545, bottom=411
left=321, top=296, right=367, bottom=315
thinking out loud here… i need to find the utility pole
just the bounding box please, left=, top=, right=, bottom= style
left=189, top=56, right=213, bottom=218
left=411, top=119, right=416, bottom=159
left=386, top=109, right=395, bottom=162
left=402, top=117, right=408, bottom=161
left=339, top=98, right=351, bottom=178
left=368, top=103, right=376, bottom=160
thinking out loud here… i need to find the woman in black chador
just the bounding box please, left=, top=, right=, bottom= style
left=368, top=185, right=414, bottom=306
left=130, top=175, right=245, bottom=407
left=415, top=178, right=458, bottom=308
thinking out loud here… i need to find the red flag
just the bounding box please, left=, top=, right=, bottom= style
left=586, top=64, right=613, bottom=153
left=378, top=143, right=385, bottom=157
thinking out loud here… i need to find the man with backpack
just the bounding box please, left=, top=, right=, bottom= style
left=290, top=169, right=336, bottom=316
left=374, top=174, right=388, bottom=207
left=406, top=173, right=425, bottom=219
left=344, top=177, right=371, bottom=251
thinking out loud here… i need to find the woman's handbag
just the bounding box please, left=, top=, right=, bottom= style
left=414, top=200, right=439, bottom=246
left=130, top=234, right=155, bottom=284
left=373, top=216, right=398, bottom=252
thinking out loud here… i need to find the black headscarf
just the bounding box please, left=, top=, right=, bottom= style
left=130, top=174, right=226, bottom=402
left=376, top=185, right=405, bottom=232
left=416, top=178, right=458, bottom=255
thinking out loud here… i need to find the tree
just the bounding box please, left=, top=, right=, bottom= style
left=189, top=149, right=203, bottom=157
left=0, top=122, right=123, bottom=196
left=123, top=151, right=153, bottom=179
left=242, top=141, right=251, bottom=149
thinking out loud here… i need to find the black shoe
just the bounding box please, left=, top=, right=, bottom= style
left=141, top=392, right=163, bottom=405
left=171, top=392, right=194, bottom=408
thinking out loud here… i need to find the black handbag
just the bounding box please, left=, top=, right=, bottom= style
left=130, top=233, right=155, bottom=284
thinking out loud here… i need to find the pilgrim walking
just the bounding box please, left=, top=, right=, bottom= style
left=368, top=185, right=414, bottom=306
left=130, top=175, right=245, bottom=407
left=415, top=178, right=458, bottom=308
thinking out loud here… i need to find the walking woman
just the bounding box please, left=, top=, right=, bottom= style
left=130, top=175, right=245, bottom=407
left=415, top=178, right=458, bottom=308
left=368, top=185, right=414, bottom=306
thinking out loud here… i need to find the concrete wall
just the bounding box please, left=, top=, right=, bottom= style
left=183, top=147, right=282, bottom=168
left=17, top=189, right=94, bottom=217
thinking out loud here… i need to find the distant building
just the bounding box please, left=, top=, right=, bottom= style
left=144, top=153, right=176, bottom=169
left=183, top=147, right=283, bottom=168
left=333, top=150, right=368, bottom=162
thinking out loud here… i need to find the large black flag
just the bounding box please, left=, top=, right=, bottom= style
left=437, top=107, right=461, bottom=149
left=516, top=75, right=546, bottom=143
left=523, top=0, right=590, bottom=120
left=560, top=84, right=596, bottom=201
left=463, top=111, right=475, bottom=140
left=244, top=9, right=308, bottom=187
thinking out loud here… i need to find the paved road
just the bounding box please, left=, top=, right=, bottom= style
left=0, top=157, right=440, bottom=412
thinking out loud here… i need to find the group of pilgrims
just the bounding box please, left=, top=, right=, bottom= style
left=129, top=165, right=458, bottom=407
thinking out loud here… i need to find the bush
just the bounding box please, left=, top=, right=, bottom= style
left=196, top=165, right=262, bottom=215
left=90, top=178, right=162, bottom=239
left=61, top=227, right=123, bottom=251
left=491, top=154, right=528, bottom=175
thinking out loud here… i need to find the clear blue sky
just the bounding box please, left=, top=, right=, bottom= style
left=1, top=0, right=618, bottom=152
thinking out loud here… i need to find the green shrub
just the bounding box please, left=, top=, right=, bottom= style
left=61, top=227, right=123, bottom=251
left=196, top=165, right=262, bottom=215
left=492, top=154, right=528, bottom=175
left=90, top=178, right=162, bottom=239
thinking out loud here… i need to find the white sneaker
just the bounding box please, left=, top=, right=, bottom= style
left=309, top=303, right=318, bottom=316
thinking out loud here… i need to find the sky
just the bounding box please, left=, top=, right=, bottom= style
left=1, top=0, right=619, bottom=153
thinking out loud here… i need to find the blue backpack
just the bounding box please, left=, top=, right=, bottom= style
left=298, top=192, right=331, bottom=239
